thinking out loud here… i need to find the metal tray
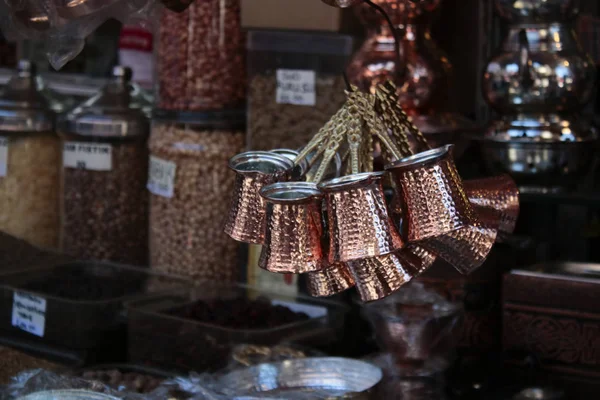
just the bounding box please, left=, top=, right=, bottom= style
left=511, top=262, right=600, bottom=284
left=216, top=357, right=382, bottom=399
left=16, top=390, right=120, bottom=400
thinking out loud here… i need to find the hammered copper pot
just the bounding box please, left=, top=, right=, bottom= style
left=397, top=244, right=437, bottom=275
left=386, top=145, right=497, bottom=274
left=224, top=152, right=293, bottom=244
left=348, top=251, right=418, bottom=302
left=259, top=182, right=324, bottom=274
left=307, top=261, right=356, bottom=297
left=385, top=145, right=472, bottom=242
left=464, top=175, right=520, bottom=238
left=319, top=171, right=403, bottom=263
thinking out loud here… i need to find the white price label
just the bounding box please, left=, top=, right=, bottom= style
left=276, top=69, right=316, bottom=106
left=271, top=300, right=327, bottom=318
left=147, top=156, right=177, bottom=198
left=12, top=292, right=46, bottom=337
left=0, top=136, right=7, bottom=177
left=63, top=142, right=112, bottom=171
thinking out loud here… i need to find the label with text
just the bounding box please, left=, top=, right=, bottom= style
left=147, top=156, right=177, bottom=198
left=63, top=142, right=112, bottom=171
left=276, top=69, right=316, bottom=106
left=0, top=137, right=7, bottom=177
left=12, top=292, right=46, bottom=337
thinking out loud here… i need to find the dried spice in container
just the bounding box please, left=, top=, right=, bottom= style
left=78, top=367, right=167, bottom=393
left=0, top=61, right=61, bottom=249
left=247, top=30, right=353, bottom=150
left=157, top=0, right=246, bottom=111
left=59, top=66, right=150, bottom=266
left=172, top=297, right=310, bottom=329
left=0, top=346, right=58, bottom=384
left=148, top=110, right=245, bottom=281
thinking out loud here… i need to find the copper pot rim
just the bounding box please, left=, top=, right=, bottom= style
left=385, top=144, right=454, bottom=171
left=260, top=182, right=323, bottom=204
left=318, top=171, right=386, bottom=192
left=229, top=151, right=294, bottom=176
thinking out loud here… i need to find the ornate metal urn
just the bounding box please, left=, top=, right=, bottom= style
left=346, top=0, right=477, bottom=158
left=480, top=0, right=597, bottom=189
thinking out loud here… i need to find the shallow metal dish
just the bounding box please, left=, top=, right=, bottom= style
left=16, top=390, right=121, bottom=400
left=478, top=114, right=598, bottom=188
left=217, top=357, right=382, bottom=399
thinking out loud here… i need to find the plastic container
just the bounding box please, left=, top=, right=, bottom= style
left=0, top=60, right=62, bottom=249
left=59, top=66, right=150, bottom=266
left=247, top=30, right=353, bottom=150
left=361, top=282, right=463, bottom=377
left=0, top=261, right=188, bottom=350
left=127, top=282, right=348, bottom=373
left=157, top=0, right=246, bottom=111
left=148, top=110, right=245, bottom=281
left=72, top=364, right=175, bottom=394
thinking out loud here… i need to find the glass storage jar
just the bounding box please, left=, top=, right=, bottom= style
left=59, top=66, right=150, bottom=266
left=157, top=0, right=246, bottom=111
left=148, top=110, right=245, bottom=281
left=247, top=30, right=353, bottom=150
left=0, top=60, right=61, bottom=249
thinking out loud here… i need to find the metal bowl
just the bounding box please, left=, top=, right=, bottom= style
left=479, top=114, right=598, bottom=188
left=494, top=0, right=579, bottom=22
left=217, top=357, right=382, bottom=399
left=16, top=390, right=121, bottom=400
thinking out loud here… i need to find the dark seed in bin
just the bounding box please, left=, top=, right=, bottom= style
left=172, top=297, right=310, bottom=329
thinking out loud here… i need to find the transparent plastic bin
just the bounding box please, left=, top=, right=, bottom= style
left=0, top=262, right=189, bottom=350
left=127, top=282, right=348, bottom=373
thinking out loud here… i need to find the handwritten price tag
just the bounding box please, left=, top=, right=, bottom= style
left=147, top=156, right=177, bottom=198
left=276, top=69, right=316, bottom=106
left=12, top=292, right=46, bottom=337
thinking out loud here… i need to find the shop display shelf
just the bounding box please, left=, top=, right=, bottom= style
left=0, top=261, right=189, bottom=350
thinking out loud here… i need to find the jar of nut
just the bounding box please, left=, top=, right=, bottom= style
left=0, top=60, right=62, bottom=250
left=157, top=0, right=246, bottom=111
left=59, top=66, right=150, bottom=266
left=247, top=30, right=353, bottom=150
left=148, top=110, right=245, bottom=281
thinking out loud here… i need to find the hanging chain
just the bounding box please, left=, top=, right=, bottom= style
left=294, top=81, right=431, bottom=182
left=378, top=81, right=431, bottom=152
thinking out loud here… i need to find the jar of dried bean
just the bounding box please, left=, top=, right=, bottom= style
left=148, top=110, right=245, bottom=281
left=157, top=0, right=246, bottom=111
left=247, top=30, right=353, bottom=150
left=0, top=60, right=61, bottom=249
left=59, top=66, right=150, bottom=266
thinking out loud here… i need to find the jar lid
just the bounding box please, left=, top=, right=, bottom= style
left=153, top=109, right=246, bottom=131
left=61, top=66, right=149, bottom=137
left=0, top=60, right=59, bottom=133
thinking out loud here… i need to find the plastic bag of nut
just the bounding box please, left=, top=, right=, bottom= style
left=0, top=0, right=159, bottom=70
left=247, top=30, right=353, bottom=150
left=148, top=110, right=245, bottom=281
left=157, top=0, right=246, bottom=111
